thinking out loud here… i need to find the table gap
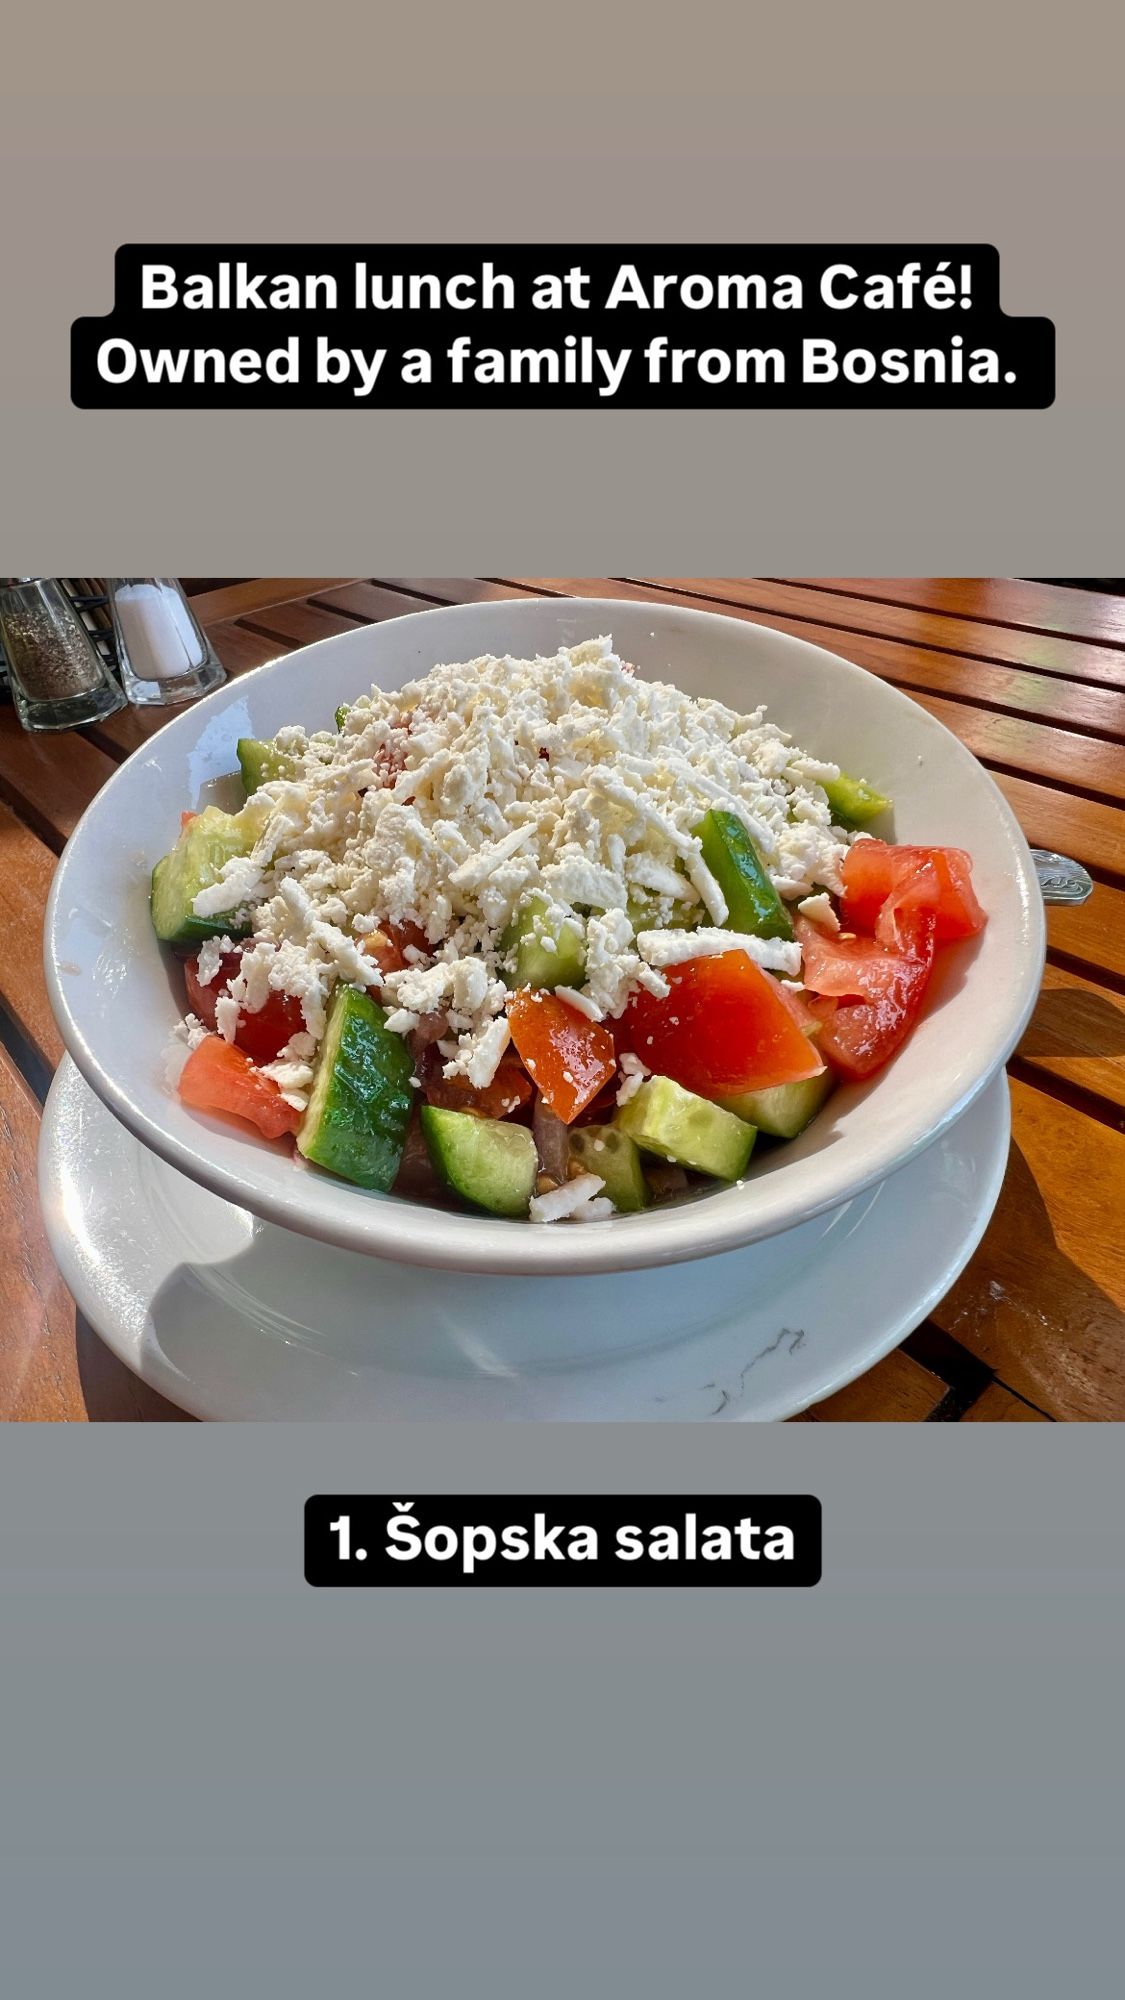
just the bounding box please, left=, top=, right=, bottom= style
left=616, top=576, right=1125, bottom=687
left=1046, top=946, right=1125, bottom=1001
left=900, top=1320, right=994, bottom=1417
left=1006, top=1055, right=1125, bottom=1135
left=767, top=577, right=1125, bottom=654
left=0, top=1003, right=52, bottom=1104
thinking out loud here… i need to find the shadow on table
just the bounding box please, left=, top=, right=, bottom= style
left=76, top=1313, right=194, bottom=1422
left=940, top=1141, right=1125, bottom=1421
left=1019, top=986, right=1125, bottom=1061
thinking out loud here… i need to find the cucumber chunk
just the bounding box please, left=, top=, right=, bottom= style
left=616, top=1076, right=756, bottom=1181
left=420, top=1105, right=538, bottom=1217
left=237, top=736, right=298, bottom=795
left=694, top=809, right=793, bottom=941
left=334, top=704, right=349, bottom=730
left=150, top=803, right=260, bottom=945
left=718, top=1069, right=833, bottom=1140
left=822, top=772, right=892, bottom=828
left=500, top=893, right=586, bottom=990
left=625, top=892, right=698, bottom=936
left=297, top=985, right=415, bottom=1191
left=568, top=1125, right=650, bottom=1212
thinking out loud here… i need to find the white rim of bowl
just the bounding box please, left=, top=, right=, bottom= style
left=44, top=597, right=1046, bottom=1277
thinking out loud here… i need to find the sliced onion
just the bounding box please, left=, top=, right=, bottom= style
left=393, top=1111, right=443, bottom=1200
left=644, top=1162, right=689, bottom=1202
left=408, top=1011, right=448, bottom=1059
left=532, top=1093, right=571, bottom=1182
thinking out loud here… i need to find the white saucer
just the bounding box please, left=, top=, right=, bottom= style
left=39, top=1057, right=1009, bottom=1422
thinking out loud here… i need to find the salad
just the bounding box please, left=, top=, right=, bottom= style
left=153, top=639, right=986, bottom=1222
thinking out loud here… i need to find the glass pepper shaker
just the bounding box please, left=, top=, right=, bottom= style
left=105, top=577, right=227, bottom=707
left=0, top=578, right=127, bottom=731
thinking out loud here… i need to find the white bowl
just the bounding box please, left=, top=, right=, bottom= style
left=45, top=596, right=1044, bottom=1277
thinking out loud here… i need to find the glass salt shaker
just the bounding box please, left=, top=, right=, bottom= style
left=105, top=577, right=227, bottom=706
left=0, top=577, right=127, bottom=731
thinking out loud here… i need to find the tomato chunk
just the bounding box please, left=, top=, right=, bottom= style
left=841, top=839, right=985, bottom=943
left=795, top=910, right=936, bottom=1079
left=508, top=989, right=617, bottom=1123
left=184, top=951, right=305, bottom=1064
left=231, top=989, right=307, bottom=1066
left=178, top=1034, right=302, bottom=1140
left=361, top=919, right=430, bottom=976
left=183, top=950, right=237, bottom=1031
left=422, top=1055, right=534, bottom=1121
left=795, top=914, right=931, bottom=1003
left=773, top=977, right=825, bottom=1042
left=615, top=951, right=824, bottom=1096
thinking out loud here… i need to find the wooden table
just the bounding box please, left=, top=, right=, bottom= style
left=2, top=577, right=1123, bottom=1422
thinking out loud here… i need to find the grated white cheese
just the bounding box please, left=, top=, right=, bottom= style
left=183, top=638, right=852, bottom=1103
left=636, top=928, right=802, bottom=976
left=214, top=993, right=241, bottom=1043
left=195, top=935, right=235, bottom=987
left=258, top=1057, right=316, bottom=1110
left=554, top=985, right=605, bottom=1022
left=529, top=1172, right=609, bottom=1223
left=684, top=853, right=729, bottom=925
left=442, top=1014, right=512, bottom=1089
left=615, top=1049, right=650, bottom=1106
left=162, top=1011, right=210, bottom=1086
left=797, top=892, right=841, bottom=934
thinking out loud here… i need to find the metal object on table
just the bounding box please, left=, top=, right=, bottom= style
left=1031, top=848, right=1095, bottom=905
left=0, top=577, right=126, bottom=732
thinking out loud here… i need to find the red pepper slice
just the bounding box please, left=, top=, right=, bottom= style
left=507, top=989, right=617, bottom=1124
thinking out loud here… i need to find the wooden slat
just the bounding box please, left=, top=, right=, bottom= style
left=0, top=801, right=63, bottom=1070
left=779, top=578, right=1125, bottom=652
left=188, top=578, right=357, bottom=625
left=834, top=631, right=1125, bottom=741
left=1047, top=881, right=1125, bottom=986
left=627, top=576, right=1125, bottom=692
left=798, top=1347, right=946, bottom=1421
left=313, top=580, right=530, bottom=624
left=991, top=774, right=1125, bottom=882
left=373, top=577, right=546, bottom=607
left=239, top=600, right=363, bottom=646
left=639, top=590, right=1125, bottom=740
left=206, top=618, right=299, bottom=675
left=0, top=1044, right=83, bottom=1420
left=962, top=1383, right=1050, bottom=1422
left=0, top=710, right=118, bottom=849
left=933, top=1079, right=1125, bottom=1421
left=906, top=692, right=1125, bottom=805
left=1016, top=963, right=1125, bottom=1116
left=85, top=701, right=178, bottom=761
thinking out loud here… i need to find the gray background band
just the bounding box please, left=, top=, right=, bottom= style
left=1, top=1427, right=1122, bottom=1990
